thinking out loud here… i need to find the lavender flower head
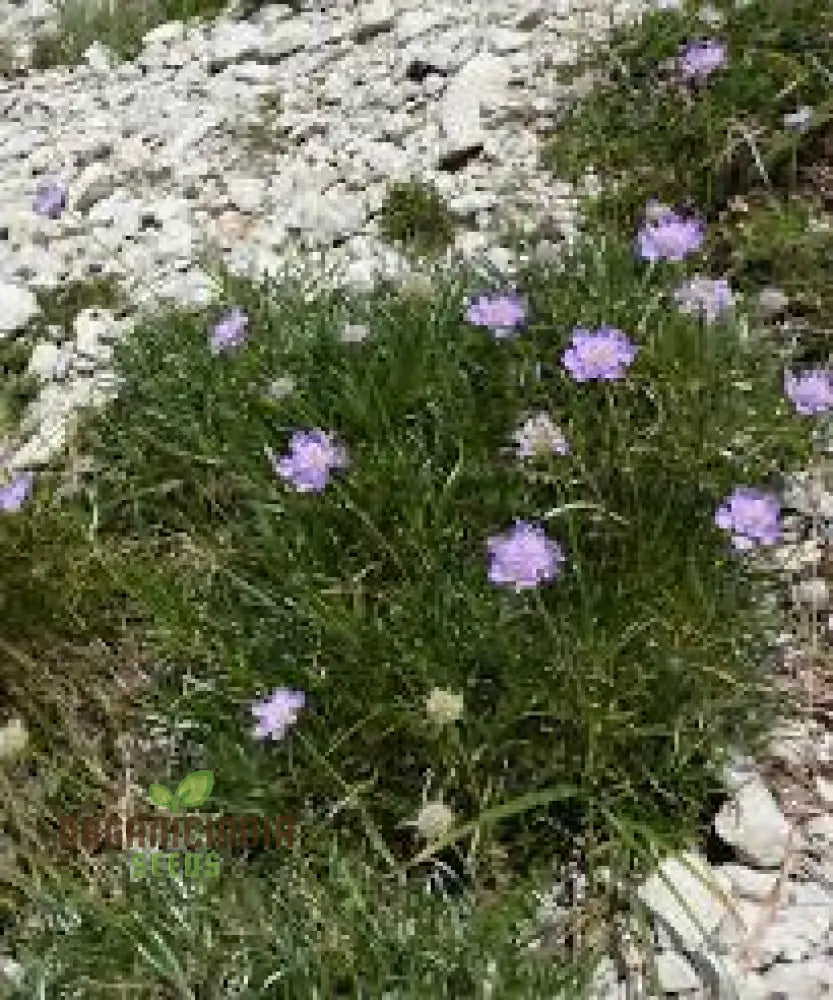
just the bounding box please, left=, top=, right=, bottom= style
left=636, top=209, right=705, bottom=261
left=209, top=307, right=249, bottom=354
left=715, top=487, right=782, bottom=551
left=678, top=39, right=727, bottom=81
left=33, top=177, right=68, bottom=219
left=784, top=370, right=833, bottom=416
left=251, top=688, right=306, bottom=740
left=673, top=276, right=734, bottom=324
left=487, top=520, right=565, bottom=591
left=562, top=326, right=639, bottom=382
left=272, top=429, right=348, bottom=493
left=0, top=470, right=34, bottom=512
left=514, top=412, right=570, bottom=458
left=466, top=290, right=526, bottom=339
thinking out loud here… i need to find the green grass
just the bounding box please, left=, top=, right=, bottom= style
left=377, top=179, right=458, bottom=261
left=2, top=0, right=832, bottom=995
left=28, top=0, right=302, bottom=69
left=543, top=0, right=833, bottom=363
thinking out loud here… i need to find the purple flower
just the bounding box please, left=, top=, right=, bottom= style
left=272, top=429, right=348, bottom=493
left=466, top=290, right=526, bottom=339
left=678, top=39, right=727, bottom=81
left=513, top=413, right=570, bottom=458
left=715, top=487, right=782, bottom=551
left=561, top=326, right=639, bottom=382
left=33, top=178, right=68, bottom=219
left=0, top=470, right=34, bottom=512
left=487, top=520, right=565, bottom=591
left=673, top=276, right=734, bottom=323
left=251, top=688, right=306, bottom=740
left=636, top=209, right=705, bottom=261
left=784, top=370, right=833, bottom=416
left=209, top=307, right=249, bottom=354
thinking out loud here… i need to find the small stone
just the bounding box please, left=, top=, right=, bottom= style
left=815, top=776, right=833, bottom=808
left=353, top=0, right=396, bottom=43
left=653, top=951, right=700, bottom=993
left=0, top=719, right=28, bottom=759
left=806, top=813, right=833, bottom=851
left=637, top=852, right=730, bottom=952
left=339, top=322, right=371, bottom=344
left=26, top=342, right=61, bottom=381
left=714, top=776, right=791, bottom=868
left=73, top=309, right=117, bottom=364
left=0, top=283, right=39, bottom=337
left=757, top=286, right=789, bottom=315
left=791, top=577, right=830, bottom=608
left=716, top=864, right=780, bottom=901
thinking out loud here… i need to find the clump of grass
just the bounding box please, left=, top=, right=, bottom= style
left=0, top=340, right=38, bottom=445
left=57, top=226, right=812, bottom=884
left=377, top=178, right=457, bottom=260
left=708, top=193, right=833, bottom=359
left=29, top=0, right=302, bottom=68
left=544, top=0, right=833, bottom=225
left=230, top=90, right=292, bottom=162
left=542, top=0, right=833, bottom=367
left=30, top=276, right=125, bottom=338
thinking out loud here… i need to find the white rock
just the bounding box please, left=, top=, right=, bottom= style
left=717, top=864, right=780, bottom=902
left=73, top=161, right=118, bottom=215
left=753, top=960, right=833, bottom=1000
left=0, top=283, right=39, bottom=336
left=438, top=52, right=512, bottom=160
left=815, top=776, right=833, bottom=808
left=283, top=189, right=367, bottom=248
left=806, top=813, right=833, bottom=851
left=586, top=956, right=625, bottom=1000
left=73, top=309, right=118, bottom=363
left=26, top=341, right=60, bottom=381
left=0, top=955, right=23, bottom=984
left=714, top=777, right=791, bottom=868
left=142, top=20, right=186, bottom=48
left=488, top=28, right=530, bottom=54
left=83, top=40, right=117, bottom=72
left=353, top=0, right=396, bottom=42
left=792, top=577, right=830, bottom=608
left=0, top=718, right=28, bottom=759
left=225, top=176, right=270, bottom=215
left=637, top=851, right=731, bottom=952
left=716, top=885, right=833, bottom=967
left=653, top=950, right=701, bottom=993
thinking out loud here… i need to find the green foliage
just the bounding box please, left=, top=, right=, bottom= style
left=544, top=0, right=833, bottom=223
left=377, top=179, right=457, bottom=259
left=61, top=235, right=809, bottom=882
left=30, top=0, right=303, bottom=68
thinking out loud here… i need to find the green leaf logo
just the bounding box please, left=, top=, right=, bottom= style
left=148, top=783, right=177, bottom=811
left=175, top=770, right=214, bottom=809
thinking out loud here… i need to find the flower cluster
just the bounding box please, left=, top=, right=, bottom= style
left=22, top=79, right=827, bottom=781
left=673, top=276, right=734, bottom=324
left=0, top=469, right=34, bottom=513
left=678, top=39, right=727, bottom=82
